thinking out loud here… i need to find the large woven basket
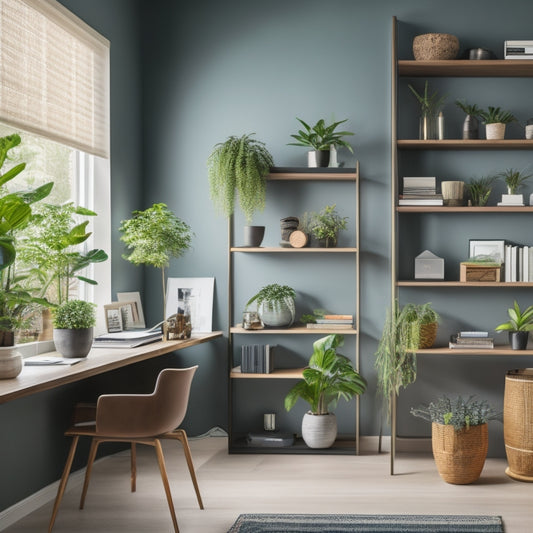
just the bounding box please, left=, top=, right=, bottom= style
left=504, top=369, right=533, bottom=481
left=419, top=322, right=438, bottom=349
left=432, top=422, right=488, bottom=484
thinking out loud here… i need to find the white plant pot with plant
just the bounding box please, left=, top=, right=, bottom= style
left=53, top=300, right=96, bottom=358
left=245, top=284, right=295, bottom=328
left=285, top=334, right=366, bottom=449
left=498, top=168, right=532, bottom=206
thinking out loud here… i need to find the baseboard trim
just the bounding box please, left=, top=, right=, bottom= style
left=360, top=435, right=431, bottom=454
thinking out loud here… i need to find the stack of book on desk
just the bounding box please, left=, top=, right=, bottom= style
left=399, top=177, right=443, bottom=206
left=449, top=331, right=494, bottom=349
left=93, top=328, right=162, bottom=348
left=306, top=314, right=354, bottom=329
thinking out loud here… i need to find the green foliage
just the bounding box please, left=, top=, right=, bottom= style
left=300, top=204, right=348, bottom=246
left=408, top=81, right=446, bottom=117
left=299, top=308, right=327, bottom=324
left=479, top=106, right=516, bottom=125
left=52, top=299, right=96, bottom=329
left=285, top=334, right=366, bottom=415
left=246, top=283, right=295, bottom=312
left=499, top=168, right=532, bottom=194
left=288, top=118, right=354, bottom=152
left=467, top=176, right=497, bottom=206
left=207, top=133, right=273, bottom=224
left=455, top=100, right=482, bottom=117
left=410, top=395, right=501, bottom=430
left=374, top=301, right=438, bottom=421
left=495, top=300, right=533, bottom=332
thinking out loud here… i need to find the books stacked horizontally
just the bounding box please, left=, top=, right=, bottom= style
left=449, top=331, right=494, bottom=349
left=92, top=328, right=162, bottom=348
left=399, top=177, right=443, bottom=206
left=307, top=314, right=354, bottom=330
left=241, top=344, right=275, bottom=373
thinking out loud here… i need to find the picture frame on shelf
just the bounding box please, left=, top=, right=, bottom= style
left=468, top=239, right=506, bottom=263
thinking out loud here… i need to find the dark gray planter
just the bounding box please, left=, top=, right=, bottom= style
left=510, top=331, right=529, bottom=350
left=53, top=327, right=94, bottom=358
left=243, top=225, right=265, bottom=247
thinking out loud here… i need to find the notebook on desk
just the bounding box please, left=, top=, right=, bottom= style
left=25, top=356, right=86, bottom=366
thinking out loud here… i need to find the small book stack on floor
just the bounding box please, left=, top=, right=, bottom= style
left=449, top=331, right=494, bottom=349
left=241, top=344, right=275, bottom=373
left=399, top=177, right=443, bottom=206
left=307, top=314, right=354, bottom=329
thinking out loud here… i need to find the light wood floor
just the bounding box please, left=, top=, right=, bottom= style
left=4, top=436, right=533, bottom=532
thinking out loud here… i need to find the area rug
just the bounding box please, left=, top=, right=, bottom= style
left=227, top=513, right=504, bottom=533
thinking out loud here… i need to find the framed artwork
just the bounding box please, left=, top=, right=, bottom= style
left=165, top=277, right=214, bottom=333
left=117, top=291, right=146, bottom=328
left=468, top=239, right=505, bottom=263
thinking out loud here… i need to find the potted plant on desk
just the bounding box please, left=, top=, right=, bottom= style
left=52, top=299, right=96, bottom=358
left=495, top=300, right=533, bottom=350
left=285, top=334, right=366, bottom=448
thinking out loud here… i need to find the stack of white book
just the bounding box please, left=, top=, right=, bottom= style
left=504, top=243, right=533, bottom=282
left=399, top=177, right=443, bottom=206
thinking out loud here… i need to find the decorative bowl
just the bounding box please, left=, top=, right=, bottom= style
left=413, top=33, right=459, bottom=61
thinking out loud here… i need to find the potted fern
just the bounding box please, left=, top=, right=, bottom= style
left=207, top=133, right=273, bottom=247
left=479, top=106, right=516, bottom=140
left=245, top=283, right=296, bottom=328
left=285, top=334, right=366, bottom=448
left=52, top=299, right=96, bottom=358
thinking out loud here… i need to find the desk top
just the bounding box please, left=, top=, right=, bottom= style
left=0, top=331, right=223, bottom=404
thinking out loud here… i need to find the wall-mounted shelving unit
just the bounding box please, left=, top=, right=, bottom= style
left=227, top=164, right=360, bottom=455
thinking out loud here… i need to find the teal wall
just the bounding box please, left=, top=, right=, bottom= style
left=3, top=0, right=533, bottom=514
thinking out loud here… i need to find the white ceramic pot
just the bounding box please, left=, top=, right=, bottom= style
left=0, top=345, right=23, bottom=379
left=301, top=412, right=337, bottom=449
left=485, top=123, right=506, bottom=140
left=258, top=300, right=295, bottom=328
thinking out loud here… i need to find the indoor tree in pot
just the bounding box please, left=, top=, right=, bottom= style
left=479, top=106, right=516, bottom=140
left=207, top=133, right=273, bottom=247
left=495, top=300, right=533, bottom=350
left=245, top=283, right=296, bottom=328
left=52, top=299, right=96, bottom=358
left=411, top=395, right=500, bottom=484
left=119, top=203, right=192, bottom=336
left=285, top=334, right=366, bottom=448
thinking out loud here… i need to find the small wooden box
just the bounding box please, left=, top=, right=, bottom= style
left=460, top=263, right=501, bottom=282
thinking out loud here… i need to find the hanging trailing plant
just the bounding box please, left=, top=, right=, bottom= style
left=207, top=133, right=273, bottom=224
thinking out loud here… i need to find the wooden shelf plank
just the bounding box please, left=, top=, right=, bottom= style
left=398, top=59, right=533, bottom=77
left=397, top=281, right=533, bottom=287
left=231, top=247, right=357, bottom=253
left=398, top=139, right=533, bottom=150
left=230, top=366, right=304, bottom=379
left=418, top=346, right=533, bottom=356
left=231, top=325, right=358, bottom=335
left=229, top=435, right=357, bottom=455
left=268, top=167, right=358, bottom=181
left=397, top=206, right=533, bottom=213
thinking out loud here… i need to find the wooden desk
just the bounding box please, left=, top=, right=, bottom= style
left=0, top=331, right=223, bottom=404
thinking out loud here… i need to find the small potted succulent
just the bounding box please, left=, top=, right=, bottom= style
left=245, top=283, right=296, bottom=328
left=299, top=204, right=348, bottom=248
left=411, top=395, right=500, bottom=484
left=495, top=300, right=533, bottom=350
left=466, top=176, right=497, bottom=206
left=479, top=106, right=516, bottom=140
left=288, top=117, right=354, bottom=167
left=53, top=299, right=96, bottom=357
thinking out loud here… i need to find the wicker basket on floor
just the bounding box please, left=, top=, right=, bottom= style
left=419, top=322, right=438, bottom=349
left=432, top=422, right=488, bottom=484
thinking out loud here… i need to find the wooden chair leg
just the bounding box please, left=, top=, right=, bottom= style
left=154, top=439, right=179, bottom=533
left=79, top=438, right=100, bottom=510
left=48, top=435, right=80, bottom=533
left=170, top=429, right=204, bottom=509
left=131, top=442, right=137, bottom=492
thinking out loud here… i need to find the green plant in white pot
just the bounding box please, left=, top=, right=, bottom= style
left=53, top=299, right=96, bottom=358
left=498, top=168, right=532, bottom=206
left=285, top=334, right=367, bottom=448
left=246, top=284, right=295, bottom=328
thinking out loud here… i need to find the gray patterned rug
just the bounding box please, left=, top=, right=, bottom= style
left=227, top=514, right=504, bottom=532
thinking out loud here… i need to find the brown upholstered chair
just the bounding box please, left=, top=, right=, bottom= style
left=48, top=366, right=203, bottom=533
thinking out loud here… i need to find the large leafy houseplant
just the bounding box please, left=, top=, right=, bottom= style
left=119, top=203, right=192, bottom=325
left=288, top=118, right=354, bottom=152
left=207, top=133, right=273, bottom=224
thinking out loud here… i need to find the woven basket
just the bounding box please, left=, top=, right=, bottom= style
left=504, top=369, right=533, bottom=481
left=432, top=422, right=488, bottom=484
left=419, top=322, right=438, bottom=349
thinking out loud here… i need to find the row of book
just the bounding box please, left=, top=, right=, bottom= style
left=241, top=344, right=275, bottom=373
left=399, top=177, right=444, bottom=206
left=306, top=314, right=354, bottom=330
left=504, top=244, right=533, bottom=282
left=449, top=331, right=494, bottom=349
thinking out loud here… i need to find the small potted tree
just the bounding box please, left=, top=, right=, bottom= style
left=285, top=334, right=366, bottom=448
left=479, top=106, right=516, bottom=140
left=245, top=283, right=296, bottom=328
left=52, top=299, right=96, bottom=357
left=207, top=133, right=273, bottom=247
left=411, top=395, right=500, bottom=484
left=288, top=117, right=354, bottom=167
left=495, top=300, right=533, bottom=350
left=119, top=203, right=192, bottom=336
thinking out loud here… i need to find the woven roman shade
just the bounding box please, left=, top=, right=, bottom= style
left=0, top=0, right=110, bottom=158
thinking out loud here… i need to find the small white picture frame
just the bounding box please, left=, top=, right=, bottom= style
left=117, top=292, right=146, bottom=328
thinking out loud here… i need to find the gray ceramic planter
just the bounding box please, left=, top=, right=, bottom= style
left=53, top=327, right=94, bottom=358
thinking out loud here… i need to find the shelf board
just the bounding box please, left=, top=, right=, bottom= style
left=268, top=167, right=358, bottom=181
left=398, top=59, right=533, bottom=77
left=231, top=325, right=358, bottom=334
left=397, top=139, right=533, bottom=150
left=231, top=246, right=357, bottom=253
left=397, top=206, right=533, bottom=213
left=230, top=366, right=304, bottom=379
left=229, top=435, right=357, bottom=455
left=418, top=346, right=533, bottom=356
left=397, top=281, right=533, bottom=287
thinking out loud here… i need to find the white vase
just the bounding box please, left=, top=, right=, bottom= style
left=485, top=123, right=506, bottom=140
left=301, top=412, right=337, bottom=448
left=0, top=346, right=23, bottom=379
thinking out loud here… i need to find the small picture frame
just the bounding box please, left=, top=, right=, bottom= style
left=468, top=239, right=505, bottom=263
left=117, top=292, right=146, bottom=328
left=105, top=306, right=123, bottom=332
left=104, top=301, right=140, bottom=332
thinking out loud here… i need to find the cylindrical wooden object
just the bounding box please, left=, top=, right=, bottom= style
left=504, top=369, right=533, bottom=481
